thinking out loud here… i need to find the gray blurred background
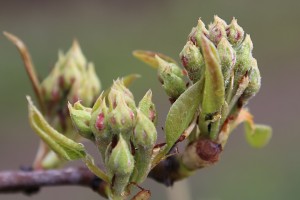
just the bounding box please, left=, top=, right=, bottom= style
left=0, top=0, right=299, bottom=199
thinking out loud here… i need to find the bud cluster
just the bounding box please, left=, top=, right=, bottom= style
left=39, top=41, right=101, bottom=169
left=134, top=16, right=267, bottom=171
left=69, top=80, right=157, bottom=197
left=155, top=55, right=186, bottom=102
left=179, top=16, right=261, bottom=141
left=41, top=41, right=101, bottom=128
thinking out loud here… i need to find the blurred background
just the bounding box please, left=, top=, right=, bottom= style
left=0, top=0, right=299, bottom=199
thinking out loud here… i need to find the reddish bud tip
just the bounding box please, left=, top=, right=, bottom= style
left=149, top=109, right=156, bottom=122
left=96, top=113, right=105, bottom=131
left=181, top=56, right=189, bottom=68
left=130, top=111, right=135, bottom=120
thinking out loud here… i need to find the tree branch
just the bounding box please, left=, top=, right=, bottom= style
left=0, top=159, right=184, bottom=197
left=0, top=167, right=108, bottom=198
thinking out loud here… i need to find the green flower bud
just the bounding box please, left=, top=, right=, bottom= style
left=208, top=15, right=227, bottom=45
left=38, top=41, right=102, bottom=154
left=41, top=40, right=101, bottom=111
left=217, top=37, right=236, bottom=87
left=74, top=63, right=101, bottom=106
left=180, top=41, right=205, bottom=83
left=233, top=34, right=253, bottom=88
left=68, top=102, right=94, bottom=141
left=65, top=40, right=87, bottom=71
left=133, top=110, right=157, bottom=148
left=90, top=95, right=112, bottom=159
left=107, top=135, right=134, bottom=196
left=131, top=110, right=157, bottom=183
left=241, top=58, right=261, bottom=103
left=188, top=19, right=209, bottom=47
left=41, top=74, right=61, bottom=103
left=138, top=90, right=157, bottom=124
left=226, top=18, right=245, bottom=47
left=108, top=94, right=135, bottom=136
left=60, top=59, right=82, bottom=91
left=156, top=55, right=186, bottom=101
left=41, top=41, right=85, bottom=98
left=108, top=79, right=136, bottom=111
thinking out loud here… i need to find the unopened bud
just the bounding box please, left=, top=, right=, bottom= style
left=107, top=135, right=134, bottom=196
left=56, top=41, right=87, bottom=90
left=41, top=73, right=61, bottom=103
left=60, top=59, right=81, bottom=90
left=188, top=19, right=208, bottom=46
left=108, top=79, right=136, bottom=111
left=131, top=110, right=157, bottom=183
left=234, top=34, right=253, bottom=87
left=217, top=37, right=236, bottom=87
left=156, top=55, right=186, bottom=101
left=138, top=90, right=157, bottom=124
left=40, top=40, right=101, bottom=118
left=241, top=58, right=261, bottom=103
left=108, top=94, right=135, bottom=136
left=74, top=63, right=101, bottom=106
left=180, top=41, right=204, bottom=82
left=66, top=40, right=87, bottom=71
left=133, top=110, right=157, bottom=148
left=68, top=102, right=94, bottom=141
left=208, top=15, right=227, bottom=45
left=90, top=95, right=112, bottom=159
left=226, top=18, right=245, bottom=47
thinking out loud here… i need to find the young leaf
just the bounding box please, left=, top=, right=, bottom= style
left=201, top=35, right=225, bottom=114
left=245, top=122, right=272, bottom=148
left=133, top=50, right=178, bottom=69
left=165, top=80, right=202, bottom=151
left=27, top=96, right=86, bottom=160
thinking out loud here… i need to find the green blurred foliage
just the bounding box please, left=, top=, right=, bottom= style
left=0, top=0, right=299, bottom=199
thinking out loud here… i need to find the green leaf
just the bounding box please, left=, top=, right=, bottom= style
left=27, top=96, right=86, bottom=160
left=165, top=80, right=202, bottom=151
left=201, top=35, right=225, bottom=114
left=245, top=122, right=272, bottom=148
left=133, top=50, right=178, bottom=69
left=152, top=81, right=202, bottom=166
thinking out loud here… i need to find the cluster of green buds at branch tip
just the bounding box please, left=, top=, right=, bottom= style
left=27, top=78, right=157, bottom=199
left=134, top=15, right=272, bottom=171
left=79, top=80, right=157, bottom=193
left=38, top=41, right=101, bottom=169
left=4, top=31, right=104, bottom=170
left=41, top=41, right=101, bottom=130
